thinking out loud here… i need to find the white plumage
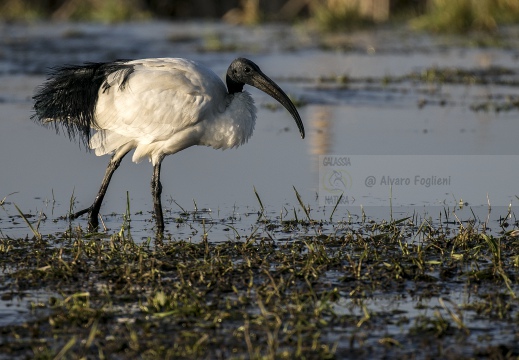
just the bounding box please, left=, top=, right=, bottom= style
left=91, top=59, right=256, bottom=165
left=33, top=57, right=304, bottom=234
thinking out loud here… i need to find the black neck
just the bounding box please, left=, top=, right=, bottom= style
left=226, top=74, right=244, bottom=94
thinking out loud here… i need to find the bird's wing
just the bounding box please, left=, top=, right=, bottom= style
left=94, top=58, right=227, bottom=145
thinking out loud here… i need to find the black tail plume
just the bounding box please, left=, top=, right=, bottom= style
left=32, top=61, right=133, bottom=148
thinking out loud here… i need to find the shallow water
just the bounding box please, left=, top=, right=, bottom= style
left=0, top=288, right=51, bottom=327
left=0, top=21, right=518, bottom=240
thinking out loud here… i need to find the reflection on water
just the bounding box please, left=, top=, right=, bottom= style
left=0, top=22, right=518, bottom=239
left=309, top=105, right=333, bottom=159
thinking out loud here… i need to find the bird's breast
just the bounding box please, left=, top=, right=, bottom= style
left=199, top=91, right=256, bottom=150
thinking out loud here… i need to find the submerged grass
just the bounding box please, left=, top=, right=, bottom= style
left=0, top=199, right=518, bottom=359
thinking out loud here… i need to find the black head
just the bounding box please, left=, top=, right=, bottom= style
left=226, top=58, right=305, bottom=139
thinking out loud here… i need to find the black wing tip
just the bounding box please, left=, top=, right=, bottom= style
left=32, top=60, right=137, bottom=151
left=31, top=62, right=111, bottom=148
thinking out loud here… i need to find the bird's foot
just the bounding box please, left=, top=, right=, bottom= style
left=69, top=206, right=100, bottom=232
left=69, top=206, right=92, bottom=220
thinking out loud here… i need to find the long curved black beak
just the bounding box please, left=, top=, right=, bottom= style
left=249, top=71, right=305, bottom=139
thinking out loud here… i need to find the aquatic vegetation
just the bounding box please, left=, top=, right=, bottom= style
left=0, top=197, right=518, bottom=359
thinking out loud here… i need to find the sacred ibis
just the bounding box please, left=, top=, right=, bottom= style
left=32, top=57, right=305, bottom=233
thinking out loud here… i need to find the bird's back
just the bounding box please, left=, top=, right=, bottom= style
left=95, top=58, right=227, bottom=144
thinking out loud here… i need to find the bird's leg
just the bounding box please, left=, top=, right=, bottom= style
left=151, top=159, right=164, bottom=234
left=70, top=152, right=128, bottom=231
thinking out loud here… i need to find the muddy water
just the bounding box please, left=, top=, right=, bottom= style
left=1, top=22, right=518, bottom=240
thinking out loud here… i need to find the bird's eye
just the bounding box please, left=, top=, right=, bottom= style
left=233, top=69, right=237, bottom=74
left=244, top=67, right=251, bottom=73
